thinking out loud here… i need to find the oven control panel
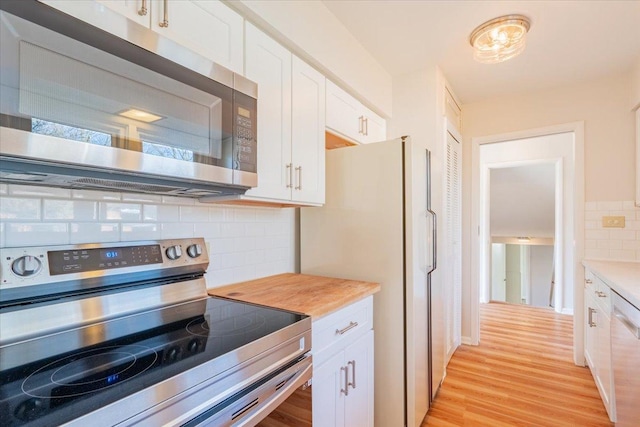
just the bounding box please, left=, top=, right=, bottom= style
left=0, top=238, right=209, bottom=294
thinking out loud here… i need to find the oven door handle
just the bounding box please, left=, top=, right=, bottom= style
left=233, top=358, right=312, bottom=427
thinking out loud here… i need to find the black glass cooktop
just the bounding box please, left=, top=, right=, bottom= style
left=0, top=297, right=305, bottom=426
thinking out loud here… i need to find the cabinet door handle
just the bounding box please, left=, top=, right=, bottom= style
left=347, top=360, right=356, bottom=389
left=138, top=0, right=148, bottom=16
left=286, top=163, right=293, bottom=188
left=335, top=321, right=358, bottom=335
left=295, top=166, right=302, bottom=190
left=358, top=116, right=364, bottom=135
left=340, top=366, right=349, bottom=396
left=585, top=279, right=593, bottom=284
left=159, top=0, right=169, bottom=27
left=588, top=307, right=597, bottom=327
left=595, top=291, right=607, bottom=298
left=363, top=117, right=369, bottom=136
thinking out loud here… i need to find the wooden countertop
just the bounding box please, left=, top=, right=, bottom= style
left=583, top=260, right=640, bottom=309
left=208, top=273, right=380, bottom=319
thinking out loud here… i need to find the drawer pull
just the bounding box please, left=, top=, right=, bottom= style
left=595, top=291, right=607, bottom=298
left=336, top=321, right=358, bottom=335
left=585, top=279, right=593, bottom=284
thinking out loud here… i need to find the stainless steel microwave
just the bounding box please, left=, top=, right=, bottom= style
left=0, top=0, right=257, bottom=198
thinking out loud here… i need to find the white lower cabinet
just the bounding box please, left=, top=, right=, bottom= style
left=584, top=269, right=615, bottom=421
left=312, top=297, right=374, bottom=427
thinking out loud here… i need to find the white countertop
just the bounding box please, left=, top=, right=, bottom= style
left=583, top=260, right=640, bottom=309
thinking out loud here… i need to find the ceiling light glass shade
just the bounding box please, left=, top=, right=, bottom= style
left=469, top=15, right=531, bottom=64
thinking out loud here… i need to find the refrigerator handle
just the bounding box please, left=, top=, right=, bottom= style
left=427, top=209, right=437, bottom=274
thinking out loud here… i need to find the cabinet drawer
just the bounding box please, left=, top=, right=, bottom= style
left=593, top=276, right=612, bottom=314
left=312, top=296, right=372, bottom=364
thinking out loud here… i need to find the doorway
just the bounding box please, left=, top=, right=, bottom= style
left=470, top=122, right=585, bottom=366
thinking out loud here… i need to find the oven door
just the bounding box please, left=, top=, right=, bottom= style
left=0, top=4, right=256, bottom=188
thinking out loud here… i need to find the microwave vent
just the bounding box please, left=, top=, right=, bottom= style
left=71, top=177, right=182, bottom=194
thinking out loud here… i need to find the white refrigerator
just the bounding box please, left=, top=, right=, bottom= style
left=301, top=137, right=444, bottom=427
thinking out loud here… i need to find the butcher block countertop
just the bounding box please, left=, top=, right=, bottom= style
left=208, top=273, right=380, bottom=319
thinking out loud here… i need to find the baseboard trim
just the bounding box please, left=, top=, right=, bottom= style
left=461, top=336, right=474, bottom=345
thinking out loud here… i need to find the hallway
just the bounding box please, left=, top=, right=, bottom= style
left=422, top=303, right=613, bottom=426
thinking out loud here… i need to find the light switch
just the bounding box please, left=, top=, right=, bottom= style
left=602, top=216, right=625, bottom=228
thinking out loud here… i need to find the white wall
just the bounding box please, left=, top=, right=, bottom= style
left=229, top=0, right=392, bottom=117
left=0, top=184, right=296, bottom=288
left=461, top=71, right=637, bottom=338
left=631, top=56, right=640, bottom=109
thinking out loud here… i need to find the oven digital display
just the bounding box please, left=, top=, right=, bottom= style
left=48, top=245, right=162, bottom=275
left=101, top=250, right=121, bottom=260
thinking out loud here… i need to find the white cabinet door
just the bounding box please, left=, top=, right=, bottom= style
left=291, top=56, right=325, bottom=204
left=596, top=310, right=612, bottom=411
left=151, top=0, right=244, bottom=74
left=361, top=106, right=386, bottom=144
left=96, top=0, right=150, bottom=26
left=326, top=80, right=361, bottom=142
left=244, top=23, right=292, bottom=201
left=344, top=330, right=374, bottom=427
left=584, top=291, right=597, bottom=370
left=313, top=351, right=346, bottom=427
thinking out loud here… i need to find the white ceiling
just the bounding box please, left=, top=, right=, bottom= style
left=322, top=0, right=640, bottom=104
left=490, top=164, right=555, bottom=238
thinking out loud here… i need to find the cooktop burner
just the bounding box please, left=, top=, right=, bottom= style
left=0, top=296, right=305, bottom=426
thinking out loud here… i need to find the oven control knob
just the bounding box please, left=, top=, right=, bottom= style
left=165, top=245, right=182, bottom=260
left=186, top=244, right=203, bottom=258
left=165, top=345, right=182, bottom=363
left=11, top=255, right=42, bottom=277
left=187, top=338, right=201, bottom=353
left=14, top=397, right=45, bottom=421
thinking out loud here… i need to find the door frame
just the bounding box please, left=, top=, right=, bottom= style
left=470, top=122, right=585, bottom=365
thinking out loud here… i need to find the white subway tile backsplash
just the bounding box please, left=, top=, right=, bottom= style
left=161, top=223, right=194, bottom=239
left=71, top=189, right=121, bottom=200
left=585, top=200, right=640, bottom=262
left=208, top=207, right=224, bottom=222
left=6, top=223, right=69, bottom=246
left=596, top=201, right=623, bottom=211
left=120, top=223, right=160, bottom=240
left=10, top=185, right=71, bottom=198
left=70, top=223, right=119, bottom=244
left=143, top=205, right=180, bottom=222
left=100, top=203, right=142, bottom=221
left=1, top=185, right=296, bottom=288
left=44, top=200, right=97, bottom=221
left=1, top=197, right=41, bottom=220
left=180, top=206, right=209, bottom=222
left=194, top=223, right=221, bottom=239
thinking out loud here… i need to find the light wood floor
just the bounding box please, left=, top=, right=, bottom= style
left=422, top=302, right=613, bottom=427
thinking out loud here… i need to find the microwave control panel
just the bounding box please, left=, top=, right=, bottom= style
left=233, top=92, right=257, bottom=174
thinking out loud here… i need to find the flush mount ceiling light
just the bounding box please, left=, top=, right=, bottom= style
left=469, top=14, right=531, bottom=64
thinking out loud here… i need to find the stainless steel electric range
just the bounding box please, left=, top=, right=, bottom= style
left=0, top=238, right=311, bottom=426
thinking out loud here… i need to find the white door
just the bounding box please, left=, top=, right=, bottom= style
left=505, top=244, right=522, bottom=304
left=326, top=80, right=361, bottom=143
left=291, top=56, right=325, bottom=204
left=491, top=243, right=507, bottom=301
left=312, top=352, right=346, bottom=427
left=151, top=0, right=243, bottom=73
left=344, top=330, right=374, bottom=427
left=244, top=23, right=292, bottom=200
left=444, top=130, right=462, bottom=362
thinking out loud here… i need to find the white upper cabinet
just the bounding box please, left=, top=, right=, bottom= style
left=244, top=23, right=292, bottom=201
left=42, top=0, right=244, bottom=74
left=326, top=80, right=386, bottom=145
left=242, top=24, right=325, bottom=206
left=95, top=0, right=150, bottom=26
left=149, top=0, right=243, bottom=74
left=291, top=56, right=326, bottom=205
